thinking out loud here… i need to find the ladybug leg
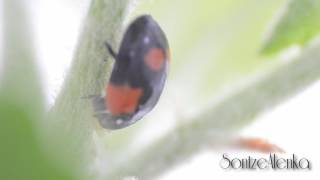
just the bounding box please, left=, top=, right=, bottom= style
left=83, top=95, right=106, bottom=111
left=90, top=95, right=107, bottom=112
left=105, top=42, right=117, bottom=60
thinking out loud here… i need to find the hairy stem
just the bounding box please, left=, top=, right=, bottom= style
left=46, top=0, right=131, bottom=175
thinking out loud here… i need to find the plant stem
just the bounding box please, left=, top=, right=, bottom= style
left=46, top=0, right=131, bottom=175
left=105, top=43, right=320, bottom=179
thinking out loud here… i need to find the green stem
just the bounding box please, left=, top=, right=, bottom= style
left=46, top=0, right=131, bottom=175
left=105, top=43, right=320, bottom=179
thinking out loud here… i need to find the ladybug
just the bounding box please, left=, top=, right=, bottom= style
left=92, top=15, right=169, bottom=129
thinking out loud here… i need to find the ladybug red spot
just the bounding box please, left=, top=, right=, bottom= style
left=144, top=48, right=165, bottom=71
left=106, top=84, right=143, bottom=115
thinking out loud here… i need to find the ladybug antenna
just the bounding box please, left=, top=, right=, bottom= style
left=105, top=42, right=117, bottom=59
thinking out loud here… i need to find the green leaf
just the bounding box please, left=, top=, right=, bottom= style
left=0, top=0, right=73, bottom=179
left=262, top=0, right=320, bottom=54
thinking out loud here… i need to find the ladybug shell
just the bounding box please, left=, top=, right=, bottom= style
left=96, top=15, right=169, bottom=129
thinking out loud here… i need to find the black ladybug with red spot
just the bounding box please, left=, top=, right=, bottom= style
left=92, top=15, right=169, bottom=129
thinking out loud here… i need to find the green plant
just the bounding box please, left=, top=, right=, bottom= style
left=1, top=0, right=320, bottom=179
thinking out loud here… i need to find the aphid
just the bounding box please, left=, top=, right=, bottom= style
left=92, top=15, right=169, bottom=129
